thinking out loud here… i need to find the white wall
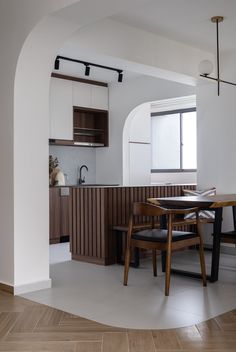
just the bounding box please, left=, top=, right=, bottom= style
left=1, top=0, right=150, bottom=293
left=49, top=146, right=96, bottom=185
left=0, top=0, right=78, bottom=291
left=96, top=75, right=195, bottom=185
left=197, top=52, right=236, bottom=231
left=62, top=18, right=214, bottom=86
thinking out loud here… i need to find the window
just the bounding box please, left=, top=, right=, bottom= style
left=151, top=108, right=196, bottom=172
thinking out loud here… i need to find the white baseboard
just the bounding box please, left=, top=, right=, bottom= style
left=14, top=278, right=52, bottom=295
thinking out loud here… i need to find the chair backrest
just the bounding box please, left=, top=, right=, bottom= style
left=133, top=202, right=168, bottom=217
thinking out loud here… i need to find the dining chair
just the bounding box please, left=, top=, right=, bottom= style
left=123, top=202, right=207, bottom=296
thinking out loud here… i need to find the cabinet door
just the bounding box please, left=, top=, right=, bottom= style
left=129, top=143, right=151, bottom=185
left=49, top=187, right=72, bottom=245
left=73, top=81, right=91, bottom=108
left=49, top=188, right=61, bottom=243
left=49, top=78, right=73, bottom=140
left=91, top=85, right=108, bottom=110
left=129, top=103, right=151, bottom=143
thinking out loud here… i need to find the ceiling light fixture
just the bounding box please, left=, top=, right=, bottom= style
left=85, top=64, right=90, bottom=76
left=118, top=70, right=123, bottom=83
left=199, top=16, right=236, bottom=96
left=54, top=58, right=60, bottom=70
left=54, top=55, right=124, bottom=83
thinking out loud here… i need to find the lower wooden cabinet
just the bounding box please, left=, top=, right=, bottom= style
left=49, top=187, right=72, bottom=244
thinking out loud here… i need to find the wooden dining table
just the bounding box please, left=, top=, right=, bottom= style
left=148, top=194, right=236, bottom=282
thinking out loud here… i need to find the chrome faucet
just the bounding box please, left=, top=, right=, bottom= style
left=78, top=165, right=88, bottom=185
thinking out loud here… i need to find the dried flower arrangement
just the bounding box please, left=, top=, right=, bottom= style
left=49, top=155, right=59, bottom=185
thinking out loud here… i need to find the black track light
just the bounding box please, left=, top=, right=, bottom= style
left=54, top=58, right=60, bottom=70
left=54, top=56, right=124, bottom=83
left=85, top=64, right=90, bottom=76
left=118, top=70, right=123, bottom=82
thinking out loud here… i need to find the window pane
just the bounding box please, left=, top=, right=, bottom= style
left=182, top=112, right=197, bottom=169
left=151, top=114, right=180, bottom=169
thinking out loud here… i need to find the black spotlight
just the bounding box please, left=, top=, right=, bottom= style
left=118, top=70, right=123, bottom=82
left=85, top=64, right=90, bottom=76
left=54, top=58, right=60, bottom=70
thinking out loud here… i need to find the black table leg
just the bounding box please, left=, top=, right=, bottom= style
left=210, top=207, right=223, bottom=282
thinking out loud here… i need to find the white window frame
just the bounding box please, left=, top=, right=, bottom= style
left=151, top=95, right=196, bottom=173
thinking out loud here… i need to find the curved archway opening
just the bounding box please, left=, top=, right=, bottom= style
left=10, top=0, right=141, bottom=293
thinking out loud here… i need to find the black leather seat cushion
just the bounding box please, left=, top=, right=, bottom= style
left=132, top=229, right=197, bottom=243
left=220, top=231, right=236, bottom=238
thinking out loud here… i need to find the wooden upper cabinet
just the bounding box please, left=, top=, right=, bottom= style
left=49, top=78, right=73, bottom=140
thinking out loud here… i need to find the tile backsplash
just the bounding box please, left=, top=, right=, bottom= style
left=49, top=146, right=96, bottom=185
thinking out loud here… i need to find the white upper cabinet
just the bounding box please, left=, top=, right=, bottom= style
left=49, top=78, right=73, bottom=140
left=72, top=81, right=91, bottom=108
left=91, top=85, right=109, bottom=110
left=73, top=81, right=108, bottom=110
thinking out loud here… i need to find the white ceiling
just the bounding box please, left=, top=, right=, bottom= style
left=112, top=0, right=236, bottom=53
left=56, top=0, right=236, bottom=84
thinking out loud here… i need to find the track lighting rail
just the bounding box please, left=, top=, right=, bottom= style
left=54, top=56, right=123, bottom=82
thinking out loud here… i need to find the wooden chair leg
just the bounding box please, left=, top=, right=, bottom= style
left=165, top=246, right=172, bottom=296
left=198, top=241, right=207, bottom=287
left=152, top=250, right=157, bottom=277
left=123, top=245, right=131, bottom=286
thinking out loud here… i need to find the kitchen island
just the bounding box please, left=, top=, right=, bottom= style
left=69, top=184, right=195, bottom=265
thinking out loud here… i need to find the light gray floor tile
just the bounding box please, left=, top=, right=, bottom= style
left=21, top=244, right=236, bottom=329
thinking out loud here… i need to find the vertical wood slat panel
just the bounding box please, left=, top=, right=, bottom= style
left=71, top=184, right=196, bottom=265
left=72, top=188, right=77, bottom=254
left=117, top=188, right=122, bottom=225
left=96, top=188, right=101, bottom=259
left=80, top=188, right=85, bottom=256
left=84, top=188, right=89, bottom=256
left=108, top=188, right=114, bottom=262
left=92, top=188, right=97, bottom=257
left=100, top=188, right=106, bottom=259
left=77, top=188, right=81, bottom=255
left=88, top=188, right=93, bottom=257
left=68, top=189, right=73, bottom=251
left=121, top=187, right=126, bottom=225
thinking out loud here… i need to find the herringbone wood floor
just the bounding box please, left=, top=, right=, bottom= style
left=0, top=290, right=236, bottom=351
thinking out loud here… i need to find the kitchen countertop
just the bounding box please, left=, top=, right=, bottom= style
left=50, top=183, right=196, bottom=188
